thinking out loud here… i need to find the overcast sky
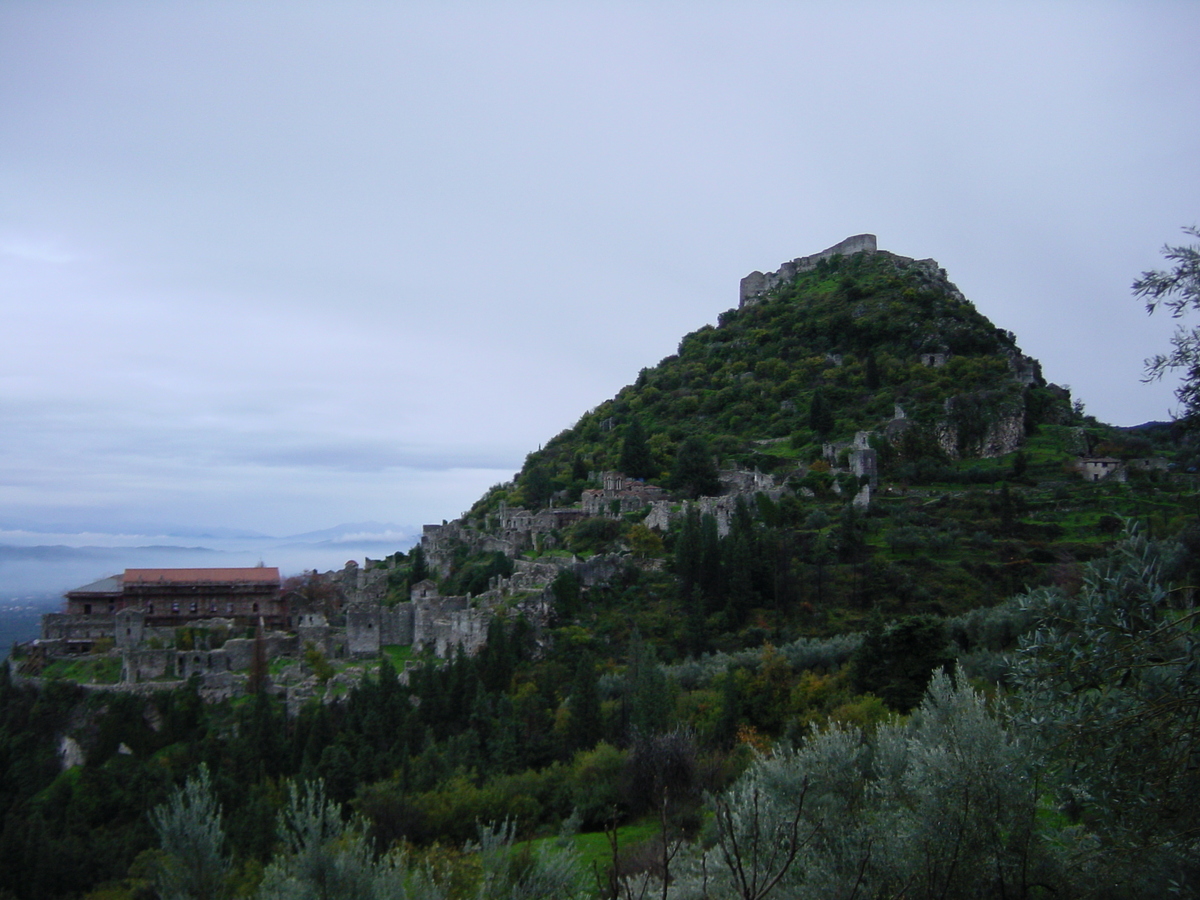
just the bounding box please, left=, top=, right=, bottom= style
left=2, top=1, right=1198, bottom=540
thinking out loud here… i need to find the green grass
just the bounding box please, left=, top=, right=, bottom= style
left=41, top=655, right=122, bottom=684
left=523, top=817, right=661, bottom=876
left=382, top=645, right=421, bottom=670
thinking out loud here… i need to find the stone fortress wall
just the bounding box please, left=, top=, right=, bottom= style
left=739, top=234, right=878, bottom=308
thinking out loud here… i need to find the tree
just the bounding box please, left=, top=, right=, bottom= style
left=1135, top=225, right=1200, bottom=420
left=628, top=522, right=665, bottom=559
left=408, top=544, right=429, bottom=585
left=851, top=615, right=954, bottom=713
left=670, top=436, right=720, bottom=499
left=808, top=389, right=835, bottom=439
left=567, top=651, right=603, bottom=752
left=522, top=462, right=555, bottom=509
left=258, top=780, right=377, bottom=900
left=619, top=417, right=656, bottom=480
left=1013, top=528, right=1200, bottom=886
left=864, top=353, right=881, bottom=390
left=149, top=765, right=230, bottom=900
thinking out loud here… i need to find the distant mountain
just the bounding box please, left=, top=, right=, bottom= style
left=279, top=522, right=418, bottom=545
left=0, top=544, right=216, bottom=562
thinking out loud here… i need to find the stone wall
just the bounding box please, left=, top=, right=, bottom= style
left=416, top=605, right=489, bottom=657
left=346, top=603, right=382, bottom=657
left=380, top=602, right=415, bottom=646
left=930, top=387, right=1030, bottom=460
left=119, top=633, right=299, bottom=683
left=739, top=234, right=877, bottom=307
left=346, top=602, right=416, bottom=658
left=114, top=609, right=145, bottom=649
left=412, top=597, right=469, bottom=650
left=41, top=613, right=114, bottom=644
left=121, top=649, right=175, bottom=682
left=423, top=521, right=515, bottom=577
left=643, top=493, right=782, bottom=537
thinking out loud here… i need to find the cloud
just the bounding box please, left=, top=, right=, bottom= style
left=0, top=1, right=1197, bottom=543
left=0, top=238, right=77, bottom=265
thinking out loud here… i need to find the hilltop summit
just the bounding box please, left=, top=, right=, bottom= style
left=482, top=235, right=1068, bottom=516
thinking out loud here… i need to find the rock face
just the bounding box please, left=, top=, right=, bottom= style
left=740, top=234, right=878, bottom=307
left=938, top=393, right=1028, bottom=459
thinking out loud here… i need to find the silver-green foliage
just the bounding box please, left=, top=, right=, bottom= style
left=470, top=819, right=590, bottom=900
left=1014, top=528, right=1200, bottom=888
left=257, top=780, right=377, bottom=900
left=257, top=780, right=446, bottom=900
left=666, top=673, right=1048, bottom=900
left=255, top=782, right=587, bottom=900
left=870, top=671, right=1045, bottom=899
left=150, top=764, right=231, bottom=900
left=1135, top=225, right=1200, bottom=417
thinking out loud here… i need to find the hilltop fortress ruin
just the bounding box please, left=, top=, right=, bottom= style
left=739, top=234, right=879, bottom=307
left=15, top=234, right=1092, bottom=703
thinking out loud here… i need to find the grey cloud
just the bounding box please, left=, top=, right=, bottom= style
left=0, top=1, right=1197, bottom=541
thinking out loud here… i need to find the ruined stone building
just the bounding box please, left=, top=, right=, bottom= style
left=580, top=472, right=668, bottom=515
left=43, top=567, right=286, bottom=653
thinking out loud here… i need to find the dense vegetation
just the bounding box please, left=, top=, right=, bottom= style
left=481, top=250, right=1068, bottom=512
left=3, top=527, right=1198, bottom=898
left=4, top=246, right=1199, bottom=898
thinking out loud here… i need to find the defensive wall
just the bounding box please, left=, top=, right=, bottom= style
left=739, top=234, right=877, bottom=307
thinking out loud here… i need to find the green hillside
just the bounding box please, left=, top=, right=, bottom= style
left=4, top=242, right=1198, bottom=900
left=416, top=245, right=1185, bottom=655
left=488, top=248, right=1068, bottom=512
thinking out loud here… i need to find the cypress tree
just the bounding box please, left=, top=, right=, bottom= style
left=618, top=417, right=655, bottom=480
left=865, top=352, right=881, bottom=390
left=809, top=388, right=835, bottom=439
left=567, top=651, right=603, bottom=751
left=670, top=436, right=721, bottom=499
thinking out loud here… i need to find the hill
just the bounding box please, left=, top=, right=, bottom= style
left=388, top=236, right=1184, bottom=657
left=3, top=236, right=1198, bottom=900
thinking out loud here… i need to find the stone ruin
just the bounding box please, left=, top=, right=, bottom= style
left=739, top=234, right=878, bottom=308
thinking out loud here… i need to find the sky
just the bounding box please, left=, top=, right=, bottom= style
left=2, top=0, right=1199, bottom=547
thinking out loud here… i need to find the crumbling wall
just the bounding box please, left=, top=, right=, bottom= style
left=121, top=649, right=175, bottom=682
left=379, top=602, right=415, bottom=646
left=412, top=597, right=469, bottom=651
left=114, top=609, right=145, bottom=649
left=740, top=234, right=877, bottom=307
left=40, top=613, right=114, bottom=644
left=346, top=603, right=381, bottom=657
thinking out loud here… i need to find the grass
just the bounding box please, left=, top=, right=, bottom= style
left=41, top=654, right=122, bottom=684
left=383, top=644, right=422, bottom=670
left=523, top=817, right=662, bottom=876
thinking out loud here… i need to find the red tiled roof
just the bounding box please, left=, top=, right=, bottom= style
left=122, top=567, right=280, bottom=585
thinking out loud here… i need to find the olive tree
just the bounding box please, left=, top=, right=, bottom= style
left=1013, top=528, right=1200, bottom=893
left=150, top=765, right=230, bottom=900
left=1136, top=225, right=1200, bottom=420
